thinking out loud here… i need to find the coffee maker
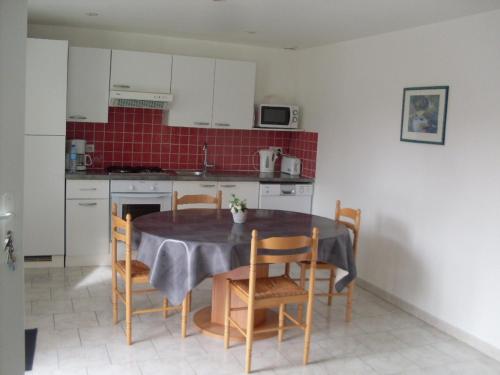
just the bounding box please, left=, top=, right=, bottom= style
left=65, top=139, right=92, bottom=171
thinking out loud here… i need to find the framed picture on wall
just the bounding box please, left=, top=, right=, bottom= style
left=400, top=86, right=449, bottom=145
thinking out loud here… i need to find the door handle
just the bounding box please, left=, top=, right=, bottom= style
left=3, top=230, right=16, bottom=270
left=0, top=211, right=13, bottom=220
left=78, top=202, right=98, bottom=207
left=200, top=184, right=216, bottom=188
left=220, top=184, right=236, bottom=188
left=68, top=115, right=88, bottom=120
left=193, top=121, right=210, bottom=126
left=113, top=84, right=131, bottom=89
left=214, top=122, right=231, bottom=127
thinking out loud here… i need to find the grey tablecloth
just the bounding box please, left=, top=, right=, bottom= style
left=133, top=209, right=355, bottom=305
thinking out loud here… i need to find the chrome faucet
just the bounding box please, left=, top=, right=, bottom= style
left=202, top=142, right=215, bottom=173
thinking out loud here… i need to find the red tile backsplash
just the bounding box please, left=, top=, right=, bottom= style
left=66, top=107, right=317, bottom=177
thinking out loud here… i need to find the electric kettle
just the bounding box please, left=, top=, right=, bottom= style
left=258, top=149, right=277, bottom=173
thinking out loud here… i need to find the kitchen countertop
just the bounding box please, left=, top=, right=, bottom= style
left=65, top=170, right=314, bottom=183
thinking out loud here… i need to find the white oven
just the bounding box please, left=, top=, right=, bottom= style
left=110, top=180, right=172, bottom=220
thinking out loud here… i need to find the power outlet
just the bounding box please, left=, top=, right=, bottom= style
left=269, top=147, right=282, bottom=155
left=85, top=143, right=95, bottom=153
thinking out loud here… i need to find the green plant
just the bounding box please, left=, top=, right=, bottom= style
left=229, top=194, right=247, bottom=213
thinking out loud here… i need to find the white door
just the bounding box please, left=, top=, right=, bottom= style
left=25, top=38, right=67, bottom=135
left=0, top=1, right=27, bottom=374
left=111, top=49, right=172, bottom=93
left=212, top=59, right=256, bottom=130
left=67, top=47, right=111, bottom=123
left=169, top=55, right=215, bottom=128
left=23, top=136, right=65, bottom=256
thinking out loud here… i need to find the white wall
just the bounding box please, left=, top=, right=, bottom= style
left=28, top=24, right=297, bottom=104
left=296, top=10, right=500, bottom=353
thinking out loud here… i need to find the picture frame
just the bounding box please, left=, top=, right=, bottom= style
left=400, top=86, right=449, bottom=145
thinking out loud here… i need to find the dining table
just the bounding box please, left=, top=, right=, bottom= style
left=133, top=208, right=355, bottom=340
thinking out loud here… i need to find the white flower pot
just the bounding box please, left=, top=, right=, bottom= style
left=231, top=210, right=247, bottom=224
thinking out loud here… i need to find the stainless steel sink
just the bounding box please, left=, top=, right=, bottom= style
left=174, top=170, right=204, bottom=176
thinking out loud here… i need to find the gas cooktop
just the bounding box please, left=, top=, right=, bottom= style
left=106, top=166, right=164, bottom=174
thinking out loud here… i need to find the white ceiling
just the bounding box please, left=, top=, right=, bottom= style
left=28, top=0, right=500, bottom=49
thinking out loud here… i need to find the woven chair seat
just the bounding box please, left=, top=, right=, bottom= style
left=116, top=260, right=150, bottom=278
left=231, top=275, right=307, bottom=300
left=298, top=260, right=335, bottom=269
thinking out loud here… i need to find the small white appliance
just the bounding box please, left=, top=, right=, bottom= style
left=255, top=104, right=299, bottom=129
left=258, top=149, right=278, bottom=173
left=281, top=156, right=301, bottom=176
left=259, top=183, right=313, bottom=214
left=65, top=139, right=92, bottom=171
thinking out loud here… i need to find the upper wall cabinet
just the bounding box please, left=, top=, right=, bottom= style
left=169, top=55, right=215, bottom=128
left=67, top=47, right=111, bottom=123
left=110, top=50, right=172, bottom=93
left=212, top=59, right=256, bottom=130
left=26, top=38, right=68, bottom=135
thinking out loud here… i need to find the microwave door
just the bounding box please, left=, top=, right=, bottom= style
left=262, top=106, right=290, bottom=127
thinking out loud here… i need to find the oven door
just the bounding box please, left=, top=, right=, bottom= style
left=259, top=106, right=291, bottom=128
left=111, top=192, right=172, bottom=220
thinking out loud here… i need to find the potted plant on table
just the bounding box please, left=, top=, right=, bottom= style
left=229, top=194, right=248, bottom=224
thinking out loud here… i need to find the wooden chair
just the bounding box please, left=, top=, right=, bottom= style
left=296, top=200, right=361, bottom=322
left=111, top=203, right=189, bottom=344
left=172, top=190, right=222, bottom=212
left=224, top=228, right=319, bottom=373
left=171, top=190, right=222, bottom=311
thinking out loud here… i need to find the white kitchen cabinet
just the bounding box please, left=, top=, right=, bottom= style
left=172, top=180, right=218, bottom=208
left=25, top=38, right=68, bottom=135
left=66, top=180, right=110, bottom=266
left=23, top=136, right=65, bottom=256
left=212, top=60, right=256, bottom=130
left=169, top=55, right=215, bottom=128
left=67, top=47, right=111, bottom=123
left=111, top=50, right=172, bottom=93
left=218, top=181, right=259, bottom=209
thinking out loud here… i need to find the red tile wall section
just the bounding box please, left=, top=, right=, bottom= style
left=66, top=108, right=318, bottom=177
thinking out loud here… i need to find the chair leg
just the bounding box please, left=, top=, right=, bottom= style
left=187, top=291, right=192, bottom=312
left=163, top=297, right=169, bottom=319
left=345, top=281, right=355, bottom=322
left=297, top=264, right=306, bottom=322
left=181, top=294, right=188, bottom=338
left=327, top=268, right=335, bottom=306
left=125, top=279, right=132, bottom=345
left=245, top=305, right=255, bottom=374
left=278, top=304, right=285, bottom=343
left=111, top=270, right=118, bottom=324
left=224, top=279, right=232, bottom=349
left=303, top=298, right=314, bottom=365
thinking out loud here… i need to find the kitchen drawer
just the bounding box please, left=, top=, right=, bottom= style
left=66, top=199, right=110, bottom=258
left=218, top=181, right=259, bottom=209
left=66, top=180, right=109, bottom=199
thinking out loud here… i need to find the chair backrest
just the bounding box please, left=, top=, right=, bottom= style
left=247, top=228, right=319, bottom=302
left=111, top=203, right=132, bottom=266
left=335, top=200, right=361, bottom=257
left=172, top=190, right=222, bottom=212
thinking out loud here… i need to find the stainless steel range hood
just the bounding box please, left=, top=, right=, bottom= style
left=109, top=90, right=173, bottom=110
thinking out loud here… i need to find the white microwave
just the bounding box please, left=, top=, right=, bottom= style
left=255, top=104, right=299, bottom=129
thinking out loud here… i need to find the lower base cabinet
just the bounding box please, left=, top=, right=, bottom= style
left=66, top=180, right=110, bottom=266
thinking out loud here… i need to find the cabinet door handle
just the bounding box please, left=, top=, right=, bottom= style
left=113, top=84, right=131, bottom=89
left=215, top=122, right=231, bottom=127
left=78, top=202, right=97, bottom=207
left=193, top=121, right=210, bottom=126
left=200, top=184, right=216, bottom=188
left=69, top=115, right=88, bottom=120
left=79, top=188, right=97, bottom=191
left=220, top=184, right=236, bottom=188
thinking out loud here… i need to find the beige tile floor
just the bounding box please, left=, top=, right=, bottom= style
left=24, top=266, right=500, bottom=374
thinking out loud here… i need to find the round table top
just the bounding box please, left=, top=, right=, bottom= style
left=133, top=209, right=355, bottom=305
left=133, top=208, right=346, bottom=243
